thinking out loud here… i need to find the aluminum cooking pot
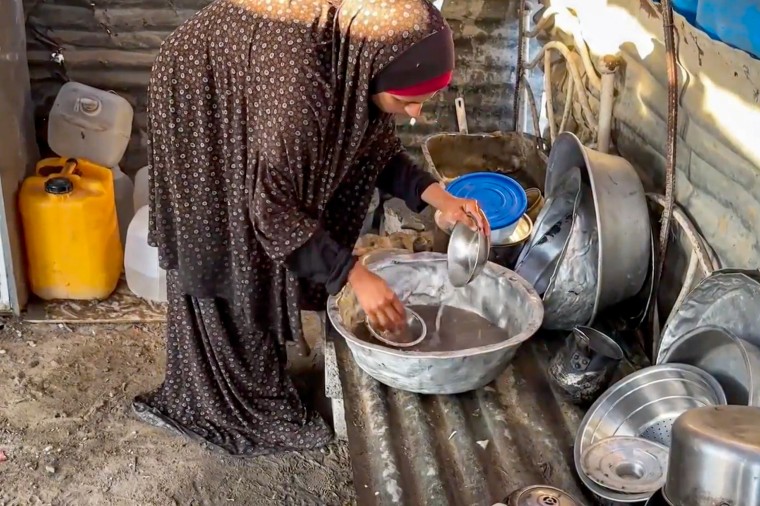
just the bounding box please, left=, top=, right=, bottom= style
left=664, top=405, right=760, bottom=506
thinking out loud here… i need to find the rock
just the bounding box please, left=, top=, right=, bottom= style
left=381, top=198, right=427, bottom=235
left=45, top=465, right=56, bottom=474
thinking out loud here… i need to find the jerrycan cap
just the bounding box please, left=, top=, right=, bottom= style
left=45, top=177, right=74, bottom=195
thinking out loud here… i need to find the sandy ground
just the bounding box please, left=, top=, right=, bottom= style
left=0, top=316, right=355, bottom=506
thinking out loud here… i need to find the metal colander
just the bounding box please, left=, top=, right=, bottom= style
left=574, top=364, right=727, bottom=503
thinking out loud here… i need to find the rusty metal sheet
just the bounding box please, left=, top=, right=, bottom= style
left=333, top=331, right=589, bottom=506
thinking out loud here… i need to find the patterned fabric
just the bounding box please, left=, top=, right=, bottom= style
left=136, top=0, right=452, bottom=456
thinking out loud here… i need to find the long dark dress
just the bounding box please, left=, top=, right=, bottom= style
left=134, top=0, right=450, bottom=456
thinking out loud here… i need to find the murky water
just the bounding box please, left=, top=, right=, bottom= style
left=353, top=304, right=509, bottom=352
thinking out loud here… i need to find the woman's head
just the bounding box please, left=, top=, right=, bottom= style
left=336, top=0, right=455, bottom=117
left=369, top=22, right=454, bottom=117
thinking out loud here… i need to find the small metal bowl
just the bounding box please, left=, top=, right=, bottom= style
left=447, top=214, right=490, bottom=287
left=366, top=306, right=427, bottom=348
left=525, top=187, right=545, bottom=222
left=490, top=214, right=533, bottom=268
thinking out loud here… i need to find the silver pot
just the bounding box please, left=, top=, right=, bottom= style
left=544, top=132, right=650, bottom=316
left=664, top=405, right=760, bottom=506
left=326, top=252, right=544, bottom=394
left=660, top=325, right=760, bottom=406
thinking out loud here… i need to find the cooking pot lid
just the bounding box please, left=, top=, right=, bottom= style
left=446, top=172, right=527, bottom=230
left=506, top=485, right=582, bottom=506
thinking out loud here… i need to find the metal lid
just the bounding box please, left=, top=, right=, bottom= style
left=446, top=172, right=527, bottom=230
left=581, top=436, right=668, bottom=494
left=507, top=485, right=582, bottom=506
left=44, top=177, right=74, bottom=195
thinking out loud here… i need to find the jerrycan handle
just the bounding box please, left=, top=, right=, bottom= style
left=60, top=158, right=78, bottom=177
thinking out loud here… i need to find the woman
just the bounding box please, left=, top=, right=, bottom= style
left=134, top=0, right=488, bottom=457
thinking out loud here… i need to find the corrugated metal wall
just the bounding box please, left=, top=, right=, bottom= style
left=23, top=0, right=522, bottom=174
left=542, top=0, right=760, bottom=269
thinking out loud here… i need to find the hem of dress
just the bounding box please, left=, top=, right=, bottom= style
left=131, top=400, right=334, bottom=458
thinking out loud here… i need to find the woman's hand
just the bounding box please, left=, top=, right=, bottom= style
left=348, top=263, right=406, bottom=332
left=421, top=182, right=490, bottom=235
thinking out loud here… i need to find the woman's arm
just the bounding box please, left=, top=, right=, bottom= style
left=286, top=227, right=356, bottom=295
left=374, top=149, right=439, bottom=212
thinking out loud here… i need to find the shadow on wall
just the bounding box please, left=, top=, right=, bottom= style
left=549, top=0, right=760, bottom=269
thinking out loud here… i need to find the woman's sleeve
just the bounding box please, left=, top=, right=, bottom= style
left=286, top=228, right=357, bottom=295
left=375, top=148, right=440, bottom=213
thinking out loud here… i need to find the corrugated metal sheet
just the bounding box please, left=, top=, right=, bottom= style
left=542, top=0, right=760, bottom=269
left=332, top=331, right=589, bottom=506
left=23, top=0, right=522, bottom=173
left=397, top=0, right=521, bottom=158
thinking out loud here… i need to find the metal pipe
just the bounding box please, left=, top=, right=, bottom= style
left=597, top=55, right=621, bottom=153
left=544, top=50, right=557, bottom=142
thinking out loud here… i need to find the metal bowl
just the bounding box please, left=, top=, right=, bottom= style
left=524, top=187, right=545, bottom=222
left=574, top=364, right=727, bottom=503
left=542, top=184, right=599, bottom=330
left=656, top=270, right=760, bottom=363
left=545, top=132, right=650, bottom=317
left=489, top=215, right=533, bottom=268
left=515, top=167, right=580, bottom=295
left=326, top=252, right=544, bottom=394
left=447, top=218, right=490, bottom=287
left=664, top=406, right=760, bottom=506
left=366, top=306, right=427, bottom=348
left=434, top=212, right=533, bottom=270
left=660, top=325, right=760, bottom=406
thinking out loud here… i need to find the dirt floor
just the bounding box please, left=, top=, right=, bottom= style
left=0, top=316, right=356, bottom=506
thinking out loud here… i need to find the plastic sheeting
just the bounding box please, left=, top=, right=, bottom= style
left=0, top=0, right=38, bottom=311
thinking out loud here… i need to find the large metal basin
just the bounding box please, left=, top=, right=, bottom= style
left=326, top=252, right=544, bottom=394
left=545, top=132, right=650, bottom=316
left=421, top=131, right=547, bottom=189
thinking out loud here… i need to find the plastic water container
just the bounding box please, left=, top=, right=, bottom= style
left=672, top=0, right=699, bottom=24
left=125, top=205, right=167, bottom=303
left=112, top=164, right=134, bottom=248
left=697, top=0, right=760, bottom=59
left=19, top=157, right=122, bottom=300
left=133, top=165, right=150, bottom=210
left=445, top=172, right=528, bottom=245
left=48, top=82, right=134, bottom=168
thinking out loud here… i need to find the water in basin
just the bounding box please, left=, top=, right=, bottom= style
left=353, top=304, right=509, bottom=352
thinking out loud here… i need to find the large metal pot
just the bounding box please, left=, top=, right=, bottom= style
left=326, top=252, right=544, bottom=394
left=660, top=325, right=760, bottom=406
left=664, top=405, right=760, bottom=506
left=544, top=132, right=650, bottom=316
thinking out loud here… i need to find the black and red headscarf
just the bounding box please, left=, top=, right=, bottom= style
left=370, top=25, right=455, bottom=97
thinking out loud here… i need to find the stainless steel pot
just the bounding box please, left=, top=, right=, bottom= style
left=664, top=405, right=760, bottom=506
left=660, top=325, right=760, bottom=406
left=574, top=364, right=727, bottom=503
left=544, top=132, right=650, bottom=317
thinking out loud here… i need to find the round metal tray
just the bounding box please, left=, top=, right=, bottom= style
left=581, top=436, right=668, bottom=494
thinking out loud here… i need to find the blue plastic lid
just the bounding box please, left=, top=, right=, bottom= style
left=446, top=172, right=528, bottom=230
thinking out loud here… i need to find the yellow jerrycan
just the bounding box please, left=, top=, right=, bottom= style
left=19, top=157, right=123, bottom=300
